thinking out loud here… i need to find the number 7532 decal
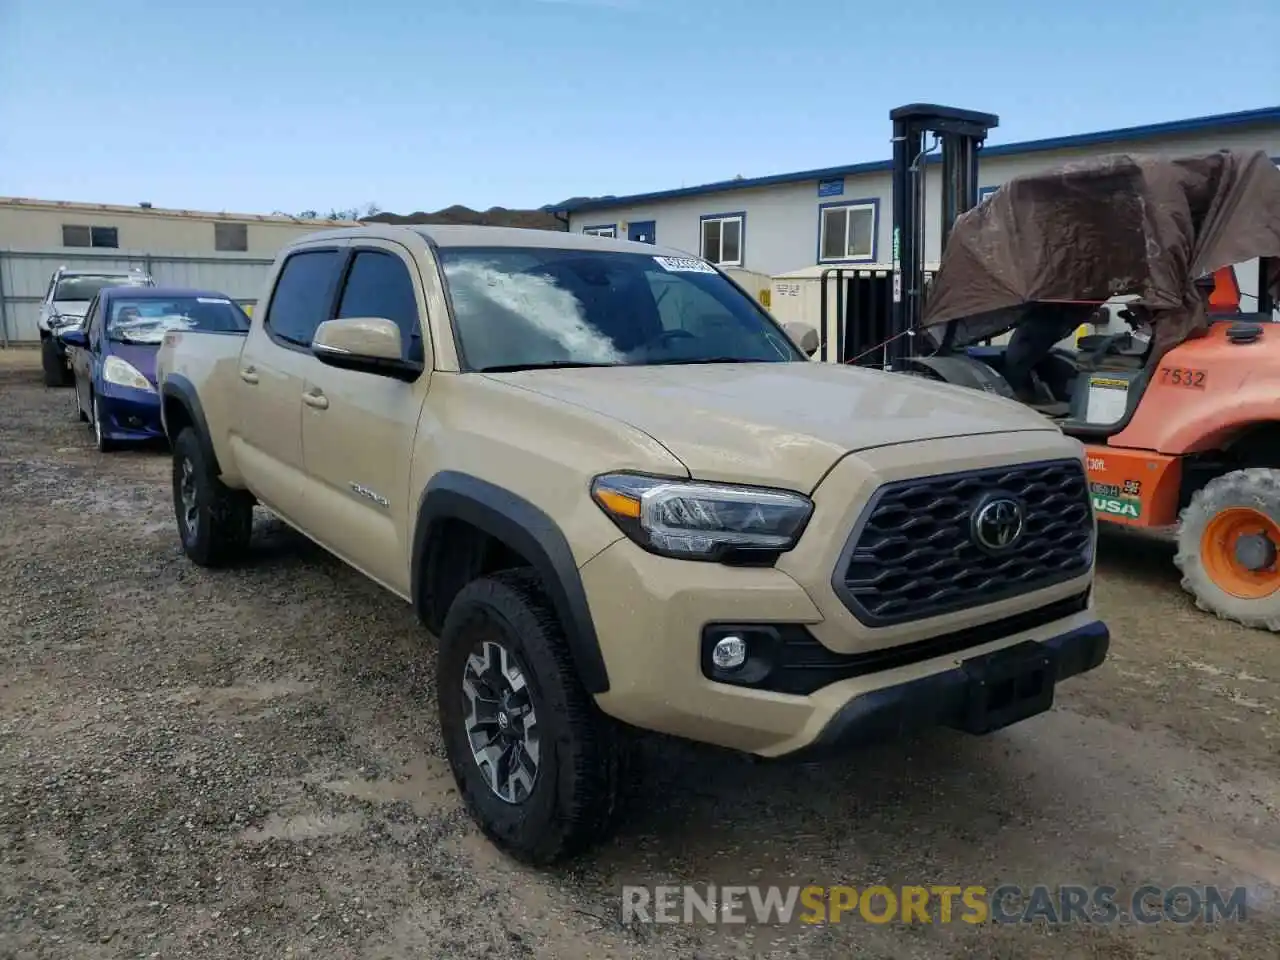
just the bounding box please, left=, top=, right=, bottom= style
left=1158, top=366, right=1207, bottom=388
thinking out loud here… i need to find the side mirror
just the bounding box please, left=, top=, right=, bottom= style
left=783, top=321, right=820, bottom=357
left=312, top=316, right=421, bottom=382
left=58, top=329, right=88, bottom=349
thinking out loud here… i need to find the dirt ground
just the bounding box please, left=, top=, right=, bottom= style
left=1, top=345, right=1277, bottom=959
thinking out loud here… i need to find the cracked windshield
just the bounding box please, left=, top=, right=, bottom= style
left=440, top=248, right=804, bottom=371
left=106, top=296, right=251, bottom=343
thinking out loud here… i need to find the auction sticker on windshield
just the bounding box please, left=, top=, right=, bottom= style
left=653, top=256, right=717, bottom=274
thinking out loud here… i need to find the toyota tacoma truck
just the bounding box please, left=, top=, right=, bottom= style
left=154, top=224, right=1110, bottom=865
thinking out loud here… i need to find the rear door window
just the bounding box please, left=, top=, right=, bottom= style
left=264, top=249, right=343, bottom=348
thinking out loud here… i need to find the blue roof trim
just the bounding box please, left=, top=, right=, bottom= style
left=557, top=106, right=1280, bottom=214
left=103, top=286, right=231, bottom=299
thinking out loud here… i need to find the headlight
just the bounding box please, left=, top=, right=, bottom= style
left=590, top=472, right=813, bottom=562
left=103, top=355, right=154, bottom=392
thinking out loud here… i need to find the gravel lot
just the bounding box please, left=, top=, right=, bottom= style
left=2, top=346, right=1278, bottom=959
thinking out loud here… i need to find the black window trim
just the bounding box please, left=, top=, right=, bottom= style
left=85, top=295, right=102, bottom=342
left=261, top=245, right=347, bottom=354
left=423, top=236, right=470, bottom=372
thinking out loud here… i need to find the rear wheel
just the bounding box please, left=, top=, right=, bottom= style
left=171, top=426, right=253, bottom=567
left=1176, top=468, right=1280, bottom=631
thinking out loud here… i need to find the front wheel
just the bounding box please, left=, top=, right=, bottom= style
left=437, top=570, right=629, bottom=865
left=90, top=393, right=117, bottom=453
left=171, top=427, right=253, bottom=567
left=42, top=337, right=72, bottom=387
left=1176, top=468, right=1280, bottom=631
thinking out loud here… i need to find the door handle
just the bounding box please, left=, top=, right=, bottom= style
left=239, top=366, right=259, bottom=385
left=303, top=390, right=329, bottom=410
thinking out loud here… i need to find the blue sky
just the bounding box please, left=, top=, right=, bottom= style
left=2, top=0, right=1276, bottom=216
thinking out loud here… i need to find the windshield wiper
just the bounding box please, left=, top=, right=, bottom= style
left=476, top=360, right=622, bottom=372
left=647, top=356, right=764, bottom=365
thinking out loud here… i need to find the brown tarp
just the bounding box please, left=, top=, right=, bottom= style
left=921, top=148, right=1280, bottom=361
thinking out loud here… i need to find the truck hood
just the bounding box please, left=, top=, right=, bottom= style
left=486, top=362, right=1059, bottom=490
left=51, top=300, right=90, bottom=320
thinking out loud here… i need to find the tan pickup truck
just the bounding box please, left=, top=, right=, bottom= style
left=155, top=224, right=1109, bottom=864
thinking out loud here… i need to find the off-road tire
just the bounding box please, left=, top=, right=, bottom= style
left=438, top=569, right=629, bottom=865
left=171, top=426, right=253, bottom=567
left=1175, top=467, right=1280, bottom=631
left=41, top=337, right=72, bottom=387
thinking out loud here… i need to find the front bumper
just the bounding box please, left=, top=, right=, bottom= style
left=97, top=383, right=164, bottom=441
left=582, top=536, right=1103, bottom=758
left=785, top=619, right=1109, bottom=761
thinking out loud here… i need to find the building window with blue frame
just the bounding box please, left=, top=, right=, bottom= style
left=818, top=201, right=876, bottom=263
left=700, top=213, right=744, bottom=266
left=582, top=224, right=617, bottom=238
left=978, top=186, right=1000, bottom=203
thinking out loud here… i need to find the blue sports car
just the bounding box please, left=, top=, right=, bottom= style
left=59, top=286, right=251, bottom=451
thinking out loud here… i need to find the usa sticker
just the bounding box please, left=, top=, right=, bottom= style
left=653, top=256, right=717, bottom=274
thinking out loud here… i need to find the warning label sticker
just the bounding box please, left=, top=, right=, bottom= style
left=653, top=256, right=717, bottom=275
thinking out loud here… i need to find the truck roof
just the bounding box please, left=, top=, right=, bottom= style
left=287, top=223, right=691, bottom=258
left=58, top=268, right=147, bottom=277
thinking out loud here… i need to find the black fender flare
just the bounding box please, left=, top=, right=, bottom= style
left=903, top=355, right=1017, bottom=399
left=412, top=471, right=610, bottom=694
left=160, top=375, right=220, bottom=472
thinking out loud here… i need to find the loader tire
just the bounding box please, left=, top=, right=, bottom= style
left=1175, top=467, right=1280, bottom=632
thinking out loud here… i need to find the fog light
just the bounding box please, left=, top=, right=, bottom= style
left=711, top=635, right=747, bottom=670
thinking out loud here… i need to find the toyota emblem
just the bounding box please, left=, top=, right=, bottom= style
left=971, top=495, right=1025, bottom=552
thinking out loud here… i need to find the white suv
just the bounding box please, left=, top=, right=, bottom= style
left=39, top=267, right=154, bottom=386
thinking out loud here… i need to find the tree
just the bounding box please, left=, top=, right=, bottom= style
left=285, top=203, right=379, bottom=221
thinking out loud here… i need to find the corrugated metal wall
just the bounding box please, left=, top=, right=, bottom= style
left=0, top=249, right=273, bottom=345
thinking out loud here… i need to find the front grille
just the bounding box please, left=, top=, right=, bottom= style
left=833, top=459, right=1093, bottom=627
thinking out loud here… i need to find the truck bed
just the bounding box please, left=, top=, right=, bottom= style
left=155, top=328, right=248, bottom=477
